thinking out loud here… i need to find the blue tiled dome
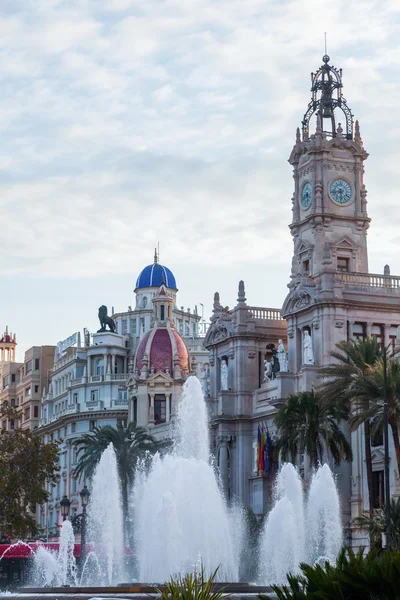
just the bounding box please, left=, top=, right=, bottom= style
left=135, top=263, right=177, bottom=290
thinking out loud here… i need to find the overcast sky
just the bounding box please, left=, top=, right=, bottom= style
left=1, top=0, right=400, bottom=360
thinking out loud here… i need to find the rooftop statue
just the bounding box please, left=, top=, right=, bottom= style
left=97, top=305, right=116, bottom=333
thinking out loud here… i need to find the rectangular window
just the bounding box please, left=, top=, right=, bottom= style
left=131, top=319, right=137, bottom=335
left=24, top=407, right=30, bottom=420
left=372, top=324, right=384, bottom=348
left=140, top=317, right=145, bottom=333
left=25, top=386, right=31, bottom=397
left=90, top=420, right=97, bottom=431
left=11, top=398, right=15, bottom=407
left=3, top=375, right=9, bottom=389
left=71, top=422, right=76, bottom=433
left=11, top=374, right=15, bottom=383
left=91, top=389, right=99, bottom=402
left=118, top=388, right=128, bottom=400
left=154, top=394, right=166, bottom=424
left=372, top=470, right=385, bottom=509
left=160, top=305, right=165, bottom=321
left=34, top=385, right=39, bottom=394
left=122, top=319, right=128, bottom=334
left=73, top=392, right=78, bottom=404
left=26, top=359, right=33, bottom=374
left=352, top=322, right=366, bottom=341
left=303, top=259, right=310, bottom=274
left=34, top=406, right=39, bottom=418
left=337, top=257, right=350, bottom=272
left=35, top=358, right=40, bottom=370
left=185, top=322, right=190, bottom=336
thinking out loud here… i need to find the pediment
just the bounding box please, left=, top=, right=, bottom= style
left=371, top=447, right=385, bottom=463
left=336, top=238, right=356, bottom=249
left=147, top=371, right=173, bottom=384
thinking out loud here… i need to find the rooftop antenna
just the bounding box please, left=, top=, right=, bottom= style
left=158, top=240, right=160, bottom=263
left=324, top=32, right=327, bottom=55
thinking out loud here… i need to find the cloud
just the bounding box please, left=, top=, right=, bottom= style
left=1, top=0, right=400, bottom=351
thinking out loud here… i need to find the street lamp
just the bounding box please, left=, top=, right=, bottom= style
left=60, top=495, right=71, bottom=521
left=80, top=485, right=90, bottom=569
left=382, top=347, right=391, bottom=550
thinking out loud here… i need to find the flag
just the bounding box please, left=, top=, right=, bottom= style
left=257, top=425, right=262, bottom=473
left=265, top=427, right=274, bottom=476
left=261, top=426, right=267, bottom=473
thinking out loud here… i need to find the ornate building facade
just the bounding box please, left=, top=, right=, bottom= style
left=36, top=256, right=208, bottom=537
left=205, top=54, right=400, bottom=546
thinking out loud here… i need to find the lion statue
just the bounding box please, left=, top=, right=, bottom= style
left=98, top=305, right=116, bottom=333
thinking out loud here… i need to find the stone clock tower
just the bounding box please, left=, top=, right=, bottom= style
left=289, top=54, right=370, bottom=280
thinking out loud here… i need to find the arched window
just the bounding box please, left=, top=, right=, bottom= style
left=95, top=358, right=104, bottom=376
left=160, top=305, right=165, bottom=321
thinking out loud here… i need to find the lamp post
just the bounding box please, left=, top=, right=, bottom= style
left=382, top=347, right=391, bottom=550
left=80, top=485, right=90, bottom=569
left=60, top=495, right=71, bottom=522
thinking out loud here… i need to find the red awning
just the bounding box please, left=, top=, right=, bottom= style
left=0, top=543, right=133, bottom=560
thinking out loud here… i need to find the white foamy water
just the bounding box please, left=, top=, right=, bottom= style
left=259, top=462, right=342, bottom=585
left=87, top=443, right=124, bottom=585
left=134, top=376, right=238, bottom=582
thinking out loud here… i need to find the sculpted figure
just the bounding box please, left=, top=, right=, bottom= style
left=221, top=359, right=229, bottom=391
left=277, top=339, right=288, bottom=372
left=303, top=330, right=314, bottom=364
left=264, top=360, right=273, bottom=382
left=97, top=305, right=116, bottom=333
left=200, top=366, right=208, bottom=397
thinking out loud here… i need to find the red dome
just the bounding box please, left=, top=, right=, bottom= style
left=135, top=326, right=189, bottom=376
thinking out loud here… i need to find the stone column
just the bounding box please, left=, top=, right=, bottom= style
left=149, top=394, right=155, bottom=424
left=219, top=437, right=229, bottom=497
left=293, top=169, right=300, bottom=222
left=366, top=322, right=372, bottom=339
left=354, top=161, right=362, bottom=216
left=111, top=354, right=116, bottom=375
left=87, top=355, right=91, bottom=379
left=166, top=394, right=171, bottom=422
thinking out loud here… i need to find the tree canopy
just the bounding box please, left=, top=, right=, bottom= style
left=0, top=405, right=60, bottom=538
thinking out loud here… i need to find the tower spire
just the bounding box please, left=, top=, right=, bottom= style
left=154, top=247, right=158, bottom=264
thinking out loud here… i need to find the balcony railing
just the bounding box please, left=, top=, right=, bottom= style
left=248, top=307, right=284, bottom=321
left=338, top=272, right=400, bottom=292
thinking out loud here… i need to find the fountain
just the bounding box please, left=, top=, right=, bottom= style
left=86, top=443, right=124, bottom=585
left=133, top=376, right=238, bottom=582
left=258, top=462, right=342, bottom=585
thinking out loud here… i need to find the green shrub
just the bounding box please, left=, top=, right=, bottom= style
left=155, top=567, right=229, bottom=600
left=258, top=548, right=400, bottom=600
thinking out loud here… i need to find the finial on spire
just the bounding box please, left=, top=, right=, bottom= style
left=354, top=119, right=362, bottom=143
left=237, top=280, right=247, bottom=305
left=213, top=292, right=221, bottom=311
left=296, top=127, right=301, bottom=143
left=154, top=247, right=158, bottom=264
left=316, top=114, right=322, bottom=136
left=337, top=122, right=344, bottom=137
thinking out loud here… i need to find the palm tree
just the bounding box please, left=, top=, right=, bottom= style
left=319, top=337, right=383, bottom=515
left=274, top=389, right=352, bottom=470
left=74, top=421, right=157, bottom=522
left=350, top=357, right=400, bottom=480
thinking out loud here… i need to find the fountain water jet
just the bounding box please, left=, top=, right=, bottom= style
left=306, top=463, right=342, bottom=564
left=259, top=462, right=342, bottom=585
left=134, top=376, right=238, bottom=582
left=86, top=443, right=124, bottom=585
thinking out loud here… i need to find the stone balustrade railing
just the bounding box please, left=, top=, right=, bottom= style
left=248, top=306, right=284, bottom=321
left=339, top=272, right=400, bottom=291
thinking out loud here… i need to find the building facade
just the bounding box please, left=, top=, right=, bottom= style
left=36, top=256, right=208, bottom=537
left=205, top=54, right=400, bottom=546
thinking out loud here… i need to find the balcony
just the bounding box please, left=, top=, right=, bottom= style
left=248, top=307, right=284, bottom=321
left=111, top=399, right=129, bottom=408
left=338, top=272, right=400, bottom=294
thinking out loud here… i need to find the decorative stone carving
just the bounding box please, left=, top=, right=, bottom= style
left=277, top=339, right=288, bottom=372
left=287, top=328, right=295, bottom=339
left=220, top=359, right=228, bottom=391
left=228, top=347, right=235, bottom=359
left=200, top=366, right=208, bottom=398
left=335, top=320, right=344, bottom=328
left=303, top=330, right=314, bottom=364
left=263, top=360, right=273, bottom=382
left=248, top=350, right=256, bottom=359
left=97, top=305, right=116, bottom=333
left=204, top=291, right=234, bottom=346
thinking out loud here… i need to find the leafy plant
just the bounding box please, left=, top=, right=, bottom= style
left=155, top=567, right=228, bottom=600
left=258, top=547, right=400, bottom=600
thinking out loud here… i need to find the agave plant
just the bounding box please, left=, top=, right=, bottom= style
left=155, top=567, right=228, bottom=600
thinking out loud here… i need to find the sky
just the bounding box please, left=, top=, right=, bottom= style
left=2, top=0, right=400, bottom=360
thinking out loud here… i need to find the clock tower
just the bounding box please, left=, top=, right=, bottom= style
left=289, top=54, right=370, bottom=279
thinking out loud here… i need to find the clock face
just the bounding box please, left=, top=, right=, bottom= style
left=330, top=179, right=352, bottom=205
left=301, top=182, right=312, bottom=209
